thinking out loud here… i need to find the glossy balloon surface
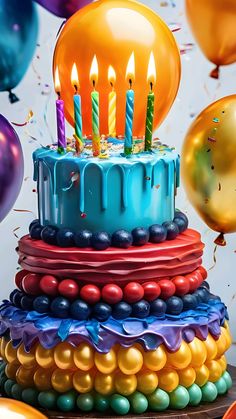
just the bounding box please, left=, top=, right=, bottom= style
left=0, top=398, right=46, bottom=419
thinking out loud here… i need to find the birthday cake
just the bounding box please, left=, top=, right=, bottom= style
left=0, top=0, right=232, bottom=416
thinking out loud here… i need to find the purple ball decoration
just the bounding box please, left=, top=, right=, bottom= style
left=34, top=0, right=92, bottom=18
left=0, top=115, right=24, bottom=223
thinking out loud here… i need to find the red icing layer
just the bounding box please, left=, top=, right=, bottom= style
left=18, top=229, right=204, bottom=284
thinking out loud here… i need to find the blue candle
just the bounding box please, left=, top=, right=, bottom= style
left=71, top=63, right=83, bottom=152
left=124, top=89, right=134, bottom=155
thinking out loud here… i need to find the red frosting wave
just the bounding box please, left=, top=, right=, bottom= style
left=18, top=229, right=204, bottom=285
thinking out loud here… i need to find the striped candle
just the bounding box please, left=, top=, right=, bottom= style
left=71, top=63, right=83, bottom=153
left=124, top=53, right=135, bottom=156
left=90, top=55, right=100, bottom=157
left=108, top=65, right=116, bottom=137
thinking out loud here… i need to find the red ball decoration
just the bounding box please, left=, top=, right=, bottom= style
left=80, top=284, right=101, bottom=304
left=123, top=282, right=144, bottom=303
left=58, top=279, right=79, bottom=299
left=101, top=284, right=123, bottom=304
left=40, top=275, right=59, bottom=296
left=172, top=276, right=190, bottom=296
left=142, top=282, right=161, bottom=301
left=198, top=266, right=207, bottom=280
left=14, top=270, right=28, bottom=290
left=22, top=273, right=42, bottom=295
left=186, top=271, right=202, bottom=293
left=159, top=279, right=176, bottom=299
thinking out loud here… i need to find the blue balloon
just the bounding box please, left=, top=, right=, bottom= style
left=0, top=0, right=38, bottom=100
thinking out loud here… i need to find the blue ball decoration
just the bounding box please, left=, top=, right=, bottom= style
left=174, top=210, right=188, bottom=224
left=93, top=302, right=112, bottom=322
left=149, top=224, right=167, bottom=243
left=162, top=221, right=179, bottom=240
left=41, top=225, right=58, bottom=245
left=208, top=294, right=221, bottom=303
left=11, top=290, right=24, bottom=307
left=30, top=224, right=43, bottom=240
left=194, top=288, right=209, bottom=303
left=112, top=301, right=132, bottom=320
left=150, top=299, right=167, bottom=316
left=29, top=219, right=39, bottom=233
left=57, top=228, right=75, bottom=247
left=70, top=299, right=91, bottom=320
left=182, top=294, right=198, bottom=310
left=33, top=295, right=50, bottom=313
left=20, top=295, right=34, bottom=310
left=10, top=289, right=20, bottom=304
left=112, top=230, right=133, bottom=248
left=201, top=281, right=210, bottom=290
left=74, top=229, right=92, bottom=247
left=173, top=216, right=188, bottom=233
left=132, top=300, right=150, bottom=318
left=166, top=296, right=183, bottom=315
left=132, top=227, right=149, bottom=246
left=91, top=232, right=111, bottom=250
left=50, top=297, right=70, bottom=318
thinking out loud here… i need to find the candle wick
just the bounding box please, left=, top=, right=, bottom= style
left=74, top=84, right=78, bottom=93
left=150, top=81, right=153, bottom=91
left=110, top=81, right=113, bottom=89
left=129, top=79, right=132, bottom=89
left=57, top=91, right=61, bottom=100
left=93, top=79, right=96, bottom=90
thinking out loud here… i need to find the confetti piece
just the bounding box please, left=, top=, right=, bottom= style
left=207, top=149, right=211, bottom=152
left=13, top=209, right=34, bottom=214
left=81, top=212, right=87, bottom=218
left=169, top=23, right=181, bottom=32
left=13, top=227, right=20, bottom=239
left=208, top=244, right=218, bottom=271
left=12, top=110, right=33, bottom=127
left=218, top=183, right=221, bottom=191
left=180, top=43, right=194, bottom=55
left=145, top=176, right=151, bottom=180
left=213, top=117, right=219, bottom=123
left=208, top=137, right=217, bottom=143
left=211, top=165, right=214, bottom=170
left=155, top=184, right=160, bottom=189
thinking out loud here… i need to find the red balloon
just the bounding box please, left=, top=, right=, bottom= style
left=159, top=279, right=176, bottom=299
left=172, top=276, right=190, bottom=296
left=22, top=273, right=42, bottom=295
left=123, top=282, right=144, bottom=303
left=142, top=282, right=161, bottom=301
left=40, top=275, right=59, bottom=296
left=198, top=266, right=208, bottom=280
left=102, top=284, right=123, bottom=304
left=14, top=270, right=28, bottom=290
left=80, top=284, right=101, bottom=304
left=58, top=279, right=79, bottom=299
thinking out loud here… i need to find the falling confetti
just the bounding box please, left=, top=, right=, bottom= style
left=208, top=137, right=217, bottom=143
left=218, top=183, right=221, bottom=191
left=213, top=117, right=219, bottom=123
left=169, top=23, right=181, bottom=32
left=12, top=110, right=33, bottom=127
left=12, top=227, right=20, bottom=238
left=180, top=43, right=195, bottom=55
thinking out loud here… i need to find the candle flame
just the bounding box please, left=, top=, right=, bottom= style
left=54, top=66, right=61, bottom=93
left=71, top=63, right=79, bottom=90
left=147, top=52, right=156, bottom=89
left=126, top=52, right=135, bottom=86
left=108, top=65, right=116, bottom=87
left=90, top=55, right=98, bottom=87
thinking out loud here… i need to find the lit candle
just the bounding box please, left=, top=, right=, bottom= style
left=108, top=65, right=116, bottom=137
left=71, top=63, right=83, bottom=153
left=90, top=55, right=100, bottom=157
left=145, top=52, right=156, bottom=151
left=124, top=52, right=135, bottom=156
left=54, top=67, right=66, bottom=149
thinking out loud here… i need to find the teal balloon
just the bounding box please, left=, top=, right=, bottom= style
left=0, top=0, right=38, bottom=99
left=215, top=378, right=227, bottom=395
left=94, top=394, right=110, bottom=412
left=77, top=394, right=94, bottom=412
left=110, top=394, right=130, bottom=415
left=22, top=388, right=39, bottom=406
left=38, top=390, right=58, bottom=409
left=147, top=389, right=170, bottom=411
left=201, top=382, right=218, bottom=402
left=11, top=383, right=22, bottom=400
left=169, top=385, right=190, bottom=409
left=57, top=391, right=76, bottom=412
left=222, top=371, right=233, bottom=390
left=129, top=391, right=148, bottom=414
left=4, top=379, right=15, bottom=397
left=188, top=384, right=202, bottom=406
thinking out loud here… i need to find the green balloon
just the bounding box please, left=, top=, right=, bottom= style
left=77, top=393, right=94, bottom=412
left=4, top=379, right=15, bottom=397
left=11, top=383, right=22, bottom=400
left=147, top=389, right=170, bottom=411
left=222, top=371, right=233, bottom=390
left=129, top=391, right=148, bottom=414
left=169, top=385, right=190, bottom=409
left=94, top=394, right=110, bottom=412
left=188, top=384, right=202, bottom=406
left=201, top=382, right=218, bottom=402
left=38, top=390, right=58, bottom=409
left=22, top=388, right=39, bottom=406
left=110, top=394, right=130, bottom=415
left=215, top=378, right=227, bottom=395
left=57, top=391, right=76, bottom=412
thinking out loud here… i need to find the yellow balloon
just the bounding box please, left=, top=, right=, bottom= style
left=5, top=361, right=20, bottom=380
left=0, top=337, right=7, bottom=360
left=167, top=341, right=192, bottom=369
left=35, top=344, right=55, bottom=369
left=195, top=364, right=209, bottom=387
left=158, top=368, right=179, bottom=392
left=5, top=341, right=17, bottom=363
left=143, top=345, right=167, bottom=371
left=51, top=369, right=73, bottom=393
left=95, top=348, right=117, bottom=374
left=73, top=370, right=94, bottom=393
left=16, top=365, right=35, bottom=388
left=118, top=347, right=143, bottom=375
left=204, top=334, right=218, bottom=361
left=0, top=398, right=47, bottom=419
left=54, top=342, right=75, bottom=370
left=94, top=372, right=115, bottom=395
left=73, top=342, right=94, bottom=371
left=182, top=95, right=236, bottom=235
left=178, top=367, right=196, bottom=387
left=217, top=356, right=227, bottom=372
left=188, top=338, right=207, bottom=367
left=136, top=370, right=158, bottom=394
left=216, top=333, right=227, bottom=358
left=115, top=372, right=137, bottom=396
left=34, top=368, right=53, bottom=391
left=206, top=360, right=222, bottom=382
left=17, top=343, right=37, bottom=369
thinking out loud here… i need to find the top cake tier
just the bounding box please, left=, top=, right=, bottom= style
left=33, top=140, right=179, bottom=234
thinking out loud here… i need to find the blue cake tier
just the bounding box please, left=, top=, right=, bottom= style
left=33, top=141, right=180, bottom=234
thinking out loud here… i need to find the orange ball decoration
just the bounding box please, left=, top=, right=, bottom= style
left=0, top=398, right=47, bottom=419
left=53, top=0, right=180, bottom=137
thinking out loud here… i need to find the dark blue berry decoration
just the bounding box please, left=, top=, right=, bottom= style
left=93, top=302, right=112, bottom=322
left=112, top=302, right=132, bottom=320
left=162, top=221, right=179, bottom=240
left=41, top=225, right=58, bottom=245
left=182, top=294, right=198, bottom=310
left=194, top=288, right=209, bottom=303
left=74, top=230, right=92, bottom=247
left=132, top=227, right=149, bottom=246
left=149, top=224, right=167, bottom=243
left=91, top=232, right=111, bottom=250
left=166, top=296, right=183, bottom=315
left=70, top=300, right=91, bottom=320
left=132, top=300, right=150, bottom=318
left=29, top=219, right=40, bottom=233
left=173, top=216, right=188, bottom=233
left=174, top=210, right=188, bottom=224
left=57, top=229, right=75, bottom=247
left=9, top=289, right=20, bottom=305
left=112, top=230, right=133, bottom=248
left=33, top=295, right=50, bottom=313
left=150, top=299, right=167, bottom=316
left=20, top=295, right=34, bottom=311
left=50, top=297, right=70, bottom=318
left=11, top=290, right=24, bottom=308
left=30, top=224, right=43, bottom=240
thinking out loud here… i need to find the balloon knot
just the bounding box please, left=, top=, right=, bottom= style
left=214, top=232, right=226, bottom=246
left=210, top=66, right=220, bottom=79
left=8, top=90, right=19, bottom=104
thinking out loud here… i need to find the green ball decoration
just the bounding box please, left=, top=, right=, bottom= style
left=0, top=362, right=6, bottom=373
left=129, top=391, right=148, bottom=414
left=110, top=394, right=130, bottom=415
left=147, top=389, right=170, bottom=411
left=94, top=393, right=110, bottom=412
left=11, top=383, right=22, bottom=400
left=4, top=379, right=15, bottom=397
left=222, top=371, right=233, bottom=390
left=77, top=393, right=94, bottom=412
left=215, top=378, right=227, bottom=395
left=38, top=390, right=58, bottom=410
left=188, top=384, right=202, bottom=406
left=22, top=388, right=39, bottom=406
left=0, top=372, right=7, bottom=389
left=201, top=382, right=218, bottom=402
left=169, top=385, right=190, bottom=409
left=57, top=391, right=76, bottom=412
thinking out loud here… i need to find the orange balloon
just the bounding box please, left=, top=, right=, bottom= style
left=0, top=399, right=47, bottom=419
left=53, top=0, right=180, bottom=137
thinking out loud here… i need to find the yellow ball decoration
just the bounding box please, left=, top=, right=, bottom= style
left=115, top=372, right=137, bottom=396
left=17, top=343, right=37, bottom=369
left=221, top=326, right=232, bottom=351
left=5, top=361, right=20, bottom=380
left=118, top=347, right=143, bottom=375
left=51, top=369, right=73, bottom=393
left=95, top=348, right=117, bottom=373
left=54, top=342, right=75, bottom=370
left=144, top=345, right=167, bottom=371
left=5, top=340, right=17, bottom=363
left=204, top=334, right=217, bottom=361
left=94, top=372, right=115, bottom=395
left=73, top=370, right=94, bottom=393
left=195, top=364, right=209, bottom=387
left=0, top=337, right=7, bottom=360
left=158, top=368, right=179, bottom=392
left=188, top=338, right=207, bottom=367
left=216, top=333, right=227, bottom=358
left=35, top=344, right=55, bottom=369
left=136, top=370, right=158, bottom=394
left=218, top=355, right=227, bottom=372
left=16, top=365, right=35, bottom=388
left=206, top=360, right=222, bottom=382
left=73, top=342, right=94, bottom=371
left=34, top=367, right=53, bottom=391
left=178, top=367, right=196, bottom=387
left=167, top=341, right=192, bottom=369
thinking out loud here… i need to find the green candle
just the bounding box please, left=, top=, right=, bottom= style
left=144, top=90, right=154, bottom=151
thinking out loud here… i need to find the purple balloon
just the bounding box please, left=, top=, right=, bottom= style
left=0, top=115, right=24, bottom=223
left=34, top=0, right=92, bottom=18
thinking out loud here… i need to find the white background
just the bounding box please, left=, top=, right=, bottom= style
left=0, top=0, right=235, bottom=364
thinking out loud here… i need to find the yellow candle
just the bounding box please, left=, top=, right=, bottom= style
left=108, top=65, right=116, bottom=137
